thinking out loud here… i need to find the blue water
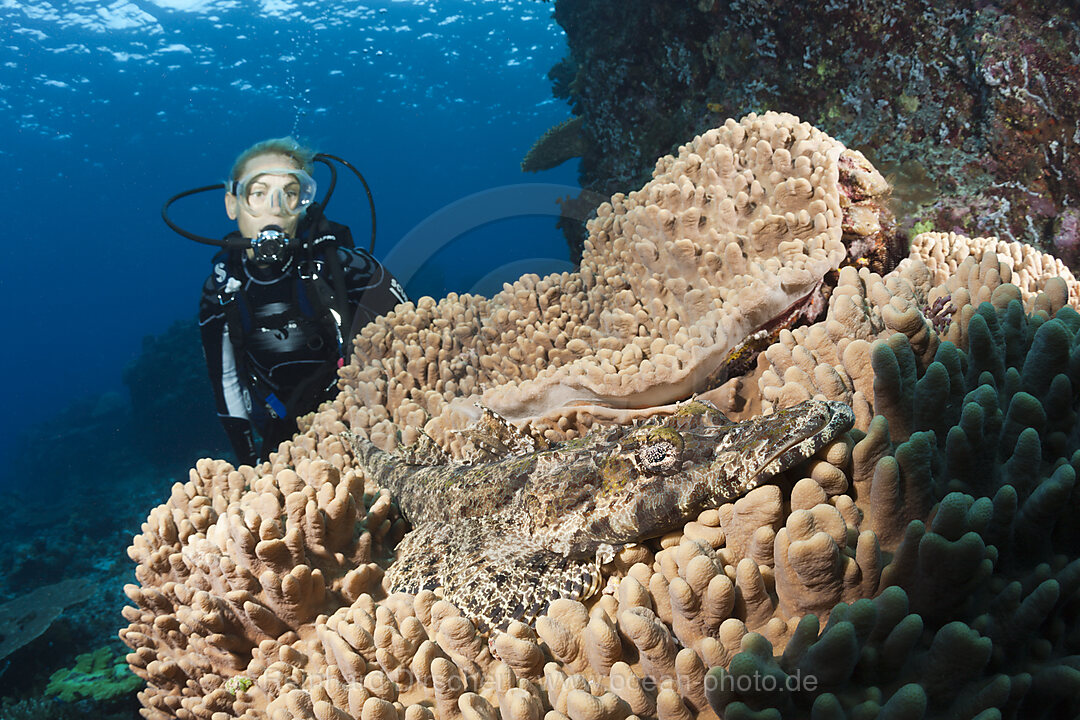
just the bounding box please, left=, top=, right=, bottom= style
left=0, top=0, right=578, bottom=486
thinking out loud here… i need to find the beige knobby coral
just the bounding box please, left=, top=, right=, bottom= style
left=755, top=231, right=1079, bottom=432
left=123, top=107, right=1079, bottom=720
left=122, top=245, right=1076, bottom=720
left=336, top=111, right=891, bottom=455
left=120, top=439, right=860, bottom=720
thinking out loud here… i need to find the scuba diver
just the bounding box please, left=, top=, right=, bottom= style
left=164, top=137, right=408, bottom=465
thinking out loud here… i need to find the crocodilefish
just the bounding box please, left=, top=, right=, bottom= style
left=345, top=398, right=854, bottom=634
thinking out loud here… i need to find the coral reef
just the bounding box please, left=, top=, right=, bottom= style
left=121, top=114, right=1080, bottom=719
left=0, top=493, right=163, bottom=714
left=541, top=0, right=1080, bottom=267
left=0, top=318, right=231, bottom=717
left=0, top=696, right=115, bottom=720
left=120, top=431, right=865, bottom=720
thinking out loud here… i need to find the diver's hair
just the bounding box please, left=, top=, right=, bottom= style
left=230, top=137, right=316, bottom=181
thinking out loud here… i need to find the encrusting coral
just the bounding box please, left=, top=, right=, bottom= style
left=122, top=114, right=1080, bottom=720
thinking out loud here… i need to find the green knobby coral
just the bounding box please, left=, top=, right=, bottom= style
left=704, top=587, right=1005, bottom=719
left=708, top=297, right=1080, bottom=719
left=45, top=645, right=143, bottom=703
left=223, top=675, right=253, bottom=696
left=911, top=219, right=935, bottom=235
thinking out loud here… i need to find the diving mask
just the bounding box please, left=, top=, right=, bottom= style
left=231, top=167, right=317, bottom=217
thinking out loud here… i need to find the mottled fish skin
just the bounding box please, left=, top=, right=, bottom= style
left=344, top=398, right=854, bottom=632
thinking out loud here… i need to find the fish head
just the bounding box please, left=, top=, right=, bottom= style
left=527, top=398, right=855, bottom=556
left=582, top=398, right=854, bottom=542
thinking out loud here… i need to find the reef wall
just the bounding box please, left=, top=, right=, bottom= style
left=536, top=0, right=1080, bottom=266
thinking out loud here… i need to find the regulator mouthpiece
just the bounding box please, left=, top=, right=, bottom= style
left=251, top=225, right=292, bottom=263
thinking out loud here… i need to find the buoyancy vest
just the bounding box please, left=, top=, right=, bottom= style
left=213, top=212, right=355, bottom=422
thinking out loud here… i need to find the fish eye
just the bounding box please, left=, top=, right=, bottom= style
left=624, top=426, right=684, bottom=475
left=636, top=440, right=681, bottom=474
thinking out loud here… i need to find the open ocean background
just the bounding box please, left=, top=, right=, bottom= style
left=0, top=0, right=578, bottom=490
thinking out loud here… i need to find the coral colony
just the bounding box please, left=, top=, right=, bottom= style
left=123, top=114, right=1080, bottom=719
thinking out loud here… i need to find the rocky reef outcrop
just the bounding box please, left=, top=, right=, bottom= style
left=534, top=0, right=1080, bottom=268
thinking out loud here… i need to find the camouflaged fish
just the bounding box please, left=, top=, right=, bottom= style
left=345, top=398, right=853, bottom=634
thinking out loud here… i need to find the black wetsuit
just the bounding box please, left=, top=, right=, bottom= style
left=199, top=219, right=407, bottom=465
